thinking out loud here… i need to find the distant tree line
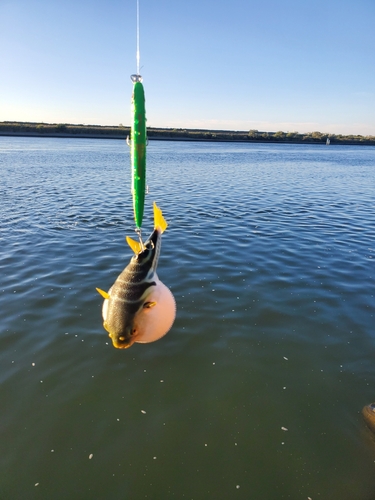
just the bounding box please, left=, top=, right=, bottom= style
left=1, top=121, right=374, bottom=145
left=0, top=121, right=129, bottom=138
left=247, top=129, right=375, bottom=144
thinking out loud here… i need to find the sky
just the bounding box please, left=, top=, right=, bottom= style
left=1, top=0, right=374, bottom=135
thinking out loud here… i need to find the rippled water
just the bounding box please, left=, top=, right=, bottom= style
left=1, top=136, right=375, bottom=499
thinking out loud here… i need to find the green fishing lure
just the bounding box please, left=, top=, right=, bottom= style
left=130, top=75, right=146, bottom=229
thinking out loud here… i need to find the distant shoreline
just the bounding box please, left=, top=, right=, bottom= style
left=1, top=121, right=374, bottom=146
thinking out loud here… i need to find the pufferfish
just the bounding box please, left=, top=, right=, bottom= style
left=96, top=203, right=176, bottom=349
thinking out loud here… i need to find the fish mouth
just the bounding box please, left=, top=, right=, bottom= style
left=112, top=342, right=133, bottom=349
left=104, top=321, right=137, bottom=349
left=108, top=332, right=137, bottom=349
left=111, top=338, right=135, bottom=349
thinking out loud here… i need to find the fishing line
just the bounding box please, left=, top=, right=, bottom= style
left=136, top=0, right=140, bottom=76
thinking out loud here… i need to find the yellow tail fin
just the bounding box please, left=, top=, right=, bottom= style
left=126, top=236, right=142, bottom=254
left=96, top=288, right=110, bottom=300
left=153, top=202, right=168, bottom=233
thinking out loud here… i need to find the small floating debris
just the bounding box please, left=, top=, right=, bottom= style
left=32, top=363, right=35, bottom=366
left=236, top=485, right=240, bottom=489
left=35, top=483, right=39, bottom=487
left=89, top=454, right=93, bottom=459
left=281, top=427, right=288, bottom=431
left=141, top=410, right=146, bottom=414
left=283, top=357, right=288, bottom=361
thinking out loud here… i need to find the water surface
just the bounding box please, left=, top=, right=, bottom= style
left=1, top=137, right=375, bottom=499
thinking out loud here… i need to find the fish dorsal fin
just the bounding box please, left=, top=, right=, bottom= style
left=96, top=288, right=110, bottom=300
left=153, top=202, right=168, bottom=233
left=126, top=236, right=143, bottom=254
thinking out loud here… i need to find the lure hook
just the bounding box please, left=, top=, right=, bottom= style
left=135, top=227, right=145, bottom=250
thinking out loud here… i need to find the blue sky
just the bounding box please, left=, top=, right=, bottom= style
left=1, top=0, right=374, bottom=135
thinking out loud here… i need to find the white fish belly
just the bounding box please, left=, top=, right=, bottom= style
left=134, top=276, right=176, bottom=344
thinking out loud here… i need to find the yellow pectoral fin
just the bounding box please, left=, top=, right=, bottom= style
left=153, top=202, right=168, bottom=233
left=143, top=301, right=157, bottom=309
left=126, top=236, right=142, bottom=254
left=96, top=288, right=110, bottom=300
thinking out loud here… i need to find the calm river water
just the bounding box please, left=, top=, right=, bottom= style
left=0, top=137, right=375, bottom=499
